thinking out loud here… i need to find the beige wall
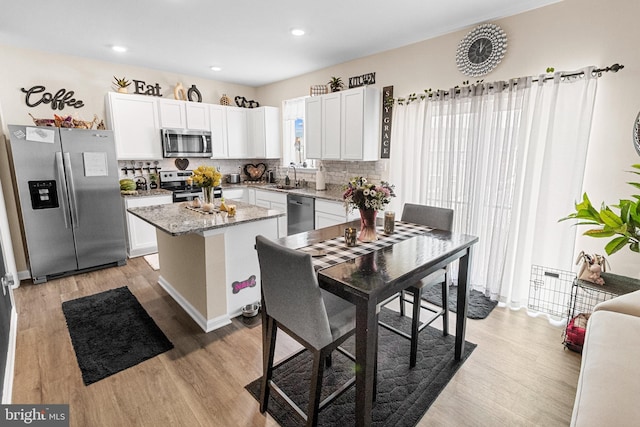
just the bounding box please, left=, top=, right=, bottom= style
left=256, top=0, right=640, bottom=276
left=0, top=44, right=257, bottom=274
left=2, top=0, right=639, bottom=276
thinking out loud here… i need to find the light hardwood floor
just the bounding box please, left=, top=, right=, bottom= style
left=11, top=257, right=581, bottom=426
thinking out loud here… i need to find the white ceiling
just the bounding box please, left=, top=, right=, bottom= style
left=1, top=0, right=560, bottom=87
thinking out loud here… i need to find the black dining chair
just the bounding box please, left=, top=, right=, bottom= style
left=378, top=203, right=454, bottom=367
left=255, top=235, right=357, bottom=427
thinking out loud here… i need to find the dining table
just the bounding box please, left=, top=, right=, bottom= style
left=276, top=219, right=479, bottom=427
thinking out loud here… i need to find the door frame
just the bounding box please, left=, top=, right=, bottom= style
left=0, top=128, right=18, bottom=404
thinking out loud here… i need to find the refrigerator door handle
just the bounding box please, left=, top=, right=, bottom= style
left=55, top=152, right=72, bottom=229
left=63, top=152, right=80, bottom=228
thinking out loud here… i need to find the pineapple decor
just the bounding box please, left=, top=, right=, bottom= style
left=220, top=94, right=231, bottom=106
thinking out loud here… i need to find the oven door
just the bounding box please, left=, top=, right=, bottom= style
left=172, top=189, right=203, bottom=203
left=162, top=129, right=212, bottom=158
left=172, top=188, right=222, bottom=203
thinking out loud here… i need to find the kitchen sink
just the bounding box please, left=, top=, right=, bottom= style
left=270, top=184, right=296, bottom=190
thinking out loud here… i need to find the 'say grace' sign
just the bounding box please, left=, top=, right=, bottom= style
left=380, top=86, right=393, bottom=159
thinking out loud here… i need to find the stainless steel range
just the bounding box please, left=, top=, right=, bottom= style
left=160, top=170, right=222, bottom=203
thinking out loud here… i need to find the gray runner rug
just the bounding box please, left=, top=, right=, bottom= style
left=245, top=307, right=476, bottom=426
left=422, top=285, right=498, bottom=319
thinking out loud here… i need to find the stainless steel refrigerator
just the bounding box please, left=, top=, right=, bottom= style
left=8, top=125, right=126, bottom=284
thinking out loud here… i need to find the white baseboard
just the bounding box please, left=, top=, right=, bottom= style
left=15, top=270, right=30, bottom=284
left=2, top=306, right=17, bottom=403
left=157, top=276, right=231, bottom=333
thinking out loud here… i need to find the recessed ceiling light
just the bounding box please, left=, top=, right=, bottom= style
left=210, top=66, right=222, bottom=72
left=111, top=45, right=127, bottom=53
left=291, top=28, right=305, bottom=36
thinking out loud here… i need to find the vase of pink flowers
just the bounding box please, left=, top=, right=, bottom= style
left=342, top=176, right=395, bottom=242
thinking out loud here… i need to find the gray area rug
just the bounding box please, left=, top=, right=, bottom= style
left=245, top=307, right=476, bottom=426
left=422, top=285, right=497, bottom=319
left=62, top=287, right=174, bottom=386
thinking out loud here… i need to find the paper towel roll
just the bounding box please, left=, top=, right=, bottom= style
left=316, top=164, right=326, bottom=191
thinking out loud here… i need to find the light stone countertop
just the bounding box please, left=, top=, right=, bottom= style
left=120, top=188, right=173, bottom=199
left=222, top=183, right=346, bottom=203
left=127, top=200, right=285, bottom=236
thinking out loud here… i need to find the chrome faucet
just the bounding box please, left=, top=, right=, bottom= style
left=288, top=164, right=298, bottom=187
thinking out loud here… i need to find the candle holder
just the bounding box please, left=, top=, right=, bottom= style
left=384, top=211, right=395, bottom=235
left=344, top=227, right=357, bottom=247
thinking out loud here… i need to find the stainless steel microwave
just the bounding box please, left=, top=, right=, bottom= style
left=161, top=129, right=212, bottom=158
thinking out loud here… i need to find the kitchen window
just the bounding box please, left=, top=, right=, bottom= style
left=282, top=97, right=316, bottom=169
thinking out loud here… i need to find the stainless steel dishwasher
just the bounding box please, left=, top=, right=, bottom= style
left=287, top=194, right=315, bottom=235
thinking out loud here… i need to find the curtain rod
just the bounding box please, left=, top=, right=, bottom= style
left=393, top=63, right=624, bottom=104
left=532, top=63, right=624, bottom=83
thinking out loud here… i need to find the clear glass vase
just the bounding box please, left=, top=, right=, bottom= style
left=202, top=186, right=215, bottom=205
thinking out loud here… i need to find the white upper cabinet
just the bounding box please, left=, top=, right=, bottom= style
left=209, top=105, right=228, bottom=158
left=105, top=92, right=162, bottom=160
left=185, top=102, right=210, bottom=130
left=341, top=87, right=379, bottom=160
left=157, top=99, right=186, bottom=129
left=305, top=97, right=322, bottom=159
left=305, top=86, right=380, bottom=161
left=226, top=106, right=280, bottom=159
left=158, top=99, right=210, bottom=131
left=248, top=106, right=281, bottom=159
left=226, top=107, right=249, bottom=158
left=322, top=92, right=342, bottom=160
left=107, top=93, right=278, bottom=160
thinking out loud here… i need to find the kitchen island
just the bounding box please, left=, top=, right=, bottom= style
left=127, top=201, right=284, bottom=332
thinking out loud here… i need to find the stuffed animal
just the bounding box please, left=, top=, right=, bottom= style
left=586, top=263, right=605, bottom=285
left=575, top=251, right=608, bottom=285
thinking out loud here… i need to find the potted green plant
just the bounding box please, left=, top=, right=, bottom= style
left=113, top=76, right=131, bottom=93
left=559, top=164, right=640, bottom=255
left=328, top=76, right=344, bottom=92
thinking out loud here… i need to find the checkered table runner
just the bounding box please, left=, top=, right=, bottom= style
left=302, top=222, right=432, bottom=271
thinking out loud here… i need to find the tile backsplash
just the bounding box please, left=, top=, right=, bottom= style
left=118, top=158, right=390, bottom=186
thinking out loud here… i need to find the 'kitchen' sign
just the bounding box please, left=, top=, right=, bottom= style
left=348, top=72, right=376, bottom=88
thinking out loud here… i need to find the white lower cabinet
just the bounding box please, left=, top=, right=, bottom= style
left=222, top=188, right=247, bottom=203
left=123, top=195, right=173, bottom=257
left=315, top=199, right=359, bottom=229
left=254, top=189, right=287, bottom=238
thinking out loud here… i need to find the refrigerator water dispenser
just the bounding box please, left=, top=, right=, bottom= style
left=28, top=180, right=59, bottom=210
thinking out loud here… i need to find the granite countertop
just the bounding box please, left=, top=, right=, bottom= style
left=127, top=200, right=285, bottom=236
left=120, top=188, right=173, bottom=199
left=222, top=182, right=345, bottom=203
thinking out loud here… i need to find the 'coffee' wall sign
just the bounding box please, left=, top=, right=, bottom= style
left=21, top=86, right=84, bottom=110
left=348, top=72, right=376, bottom=88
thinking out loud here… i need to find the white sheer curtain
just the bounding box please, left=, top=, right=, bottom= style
left=389, top=68, right=598, bottom=305
left=502, top=68, right=598, bottom=307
